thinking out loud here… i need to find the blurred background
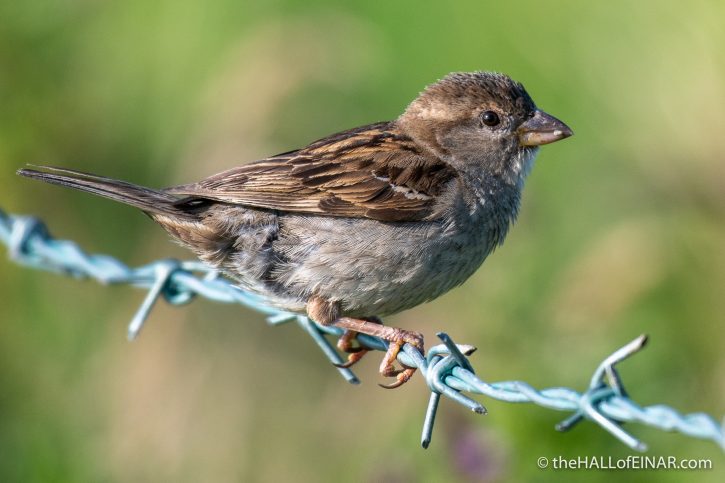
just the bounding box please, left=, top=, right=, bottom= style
left=1, top=1, right=723, bottom=481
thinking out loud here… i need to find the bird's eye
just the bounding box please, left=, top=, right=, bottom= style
left=480, top=111, right=500, bottom=127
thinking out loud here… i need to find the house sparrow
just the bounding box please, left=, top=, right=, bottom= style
left=18, top=72, right=572, bottom=388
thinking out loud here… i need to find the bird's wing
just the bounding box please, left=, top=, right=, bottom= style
left=166, top=122, right=456, bottom=222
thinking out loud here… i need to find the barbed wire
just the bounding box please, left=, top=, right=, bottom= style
left=1, top=207, right=723, bottom=452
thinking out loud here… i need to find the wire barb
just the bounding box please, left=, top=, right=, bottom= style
left=1, top=207, right=723, bottom=451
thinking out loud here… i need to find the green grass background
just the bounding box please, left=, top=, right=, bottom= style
left=1, top=1, right=723, bottom=481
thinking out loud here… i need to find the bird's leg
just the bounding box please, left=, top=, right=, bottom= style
left=308, top=297, right=424, bottom=388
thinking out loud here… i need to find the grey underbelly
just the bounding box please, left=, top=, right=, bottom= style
left=218, top=211, right=493, bottom=317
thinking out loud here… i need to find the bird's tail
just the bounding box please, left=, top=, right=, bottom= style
left=17, top=165, right=195, bottom=219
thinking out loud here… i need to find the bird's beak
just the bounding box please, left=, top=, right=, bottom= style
left=517, top=110, right=573, bottom=146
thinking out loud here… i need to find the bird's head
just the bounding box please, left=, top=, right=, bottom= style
left=398, top=71, right=572, bottom=187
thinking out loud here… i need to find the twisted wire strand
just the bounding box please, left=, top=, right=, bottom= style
left=1, top=208, right=723, bottom=451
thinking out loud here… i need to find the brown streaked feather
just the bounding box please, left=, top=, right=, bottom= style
left=166, top=122, right=456, bottom=222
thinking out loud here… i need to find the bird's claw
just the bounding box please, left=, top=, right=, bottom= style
left=333, top=349, right=368, bottom=369
left=378, top=367, right=417, bottom=389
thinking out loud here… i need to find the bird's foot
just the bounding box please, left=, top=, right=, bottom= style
left=378, top=329, right=424, bottom=389
left=334, top=329, right=370, bottom=368
left=324, top=311, right=423, bottom=388
left=333, top=317, right=382, bottom=369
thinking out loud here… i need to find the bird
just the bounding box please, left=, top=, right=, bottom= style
left=18, top=71, right=572, bottom=388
